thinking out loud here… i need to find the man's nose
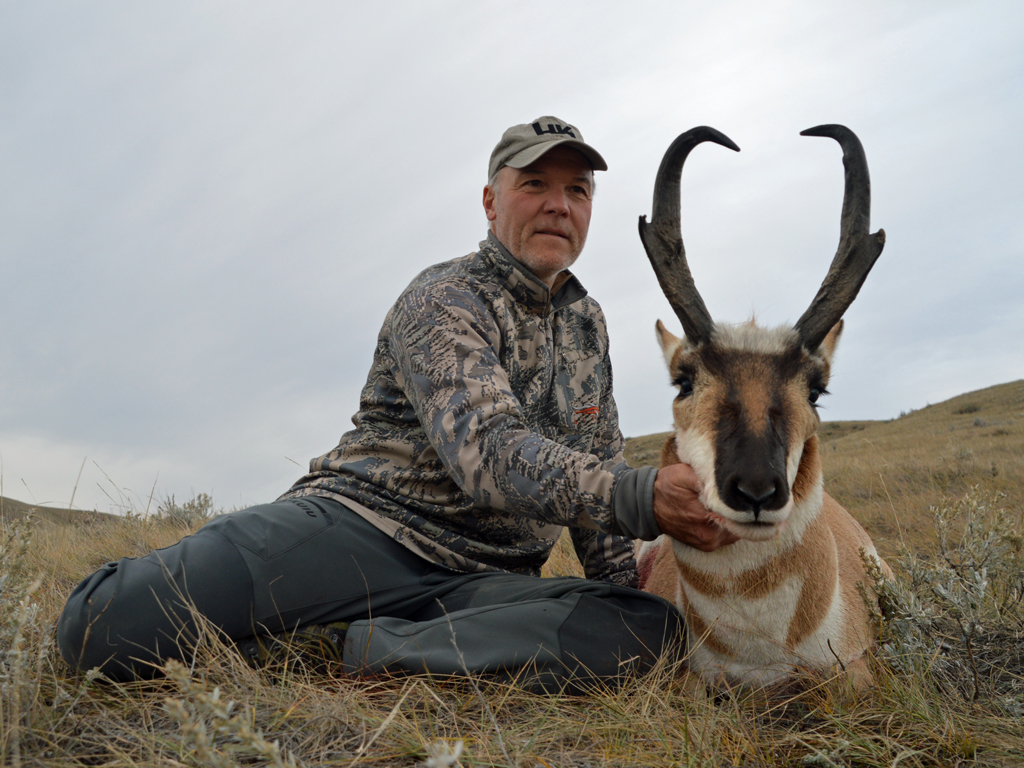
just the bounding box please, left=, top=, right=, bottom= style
left=543, top=187, right=570, bottom=215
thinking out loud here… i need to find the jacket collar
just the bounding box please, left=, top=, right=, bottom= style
left=477, top=232, right=588, bottom=315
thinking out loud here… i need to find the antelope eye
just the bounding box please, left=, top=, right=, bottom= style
left=675, top=377, right=694, bottom=398
left=809, top=386, right=828, bottom=405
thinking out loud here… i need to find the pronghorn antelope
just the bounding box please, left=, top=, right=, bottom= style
left=636, top=125, right=893, bottom=687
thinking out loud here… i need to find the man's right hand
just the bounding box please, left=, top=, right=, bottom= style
left=652, top=463, right=739, bottom=552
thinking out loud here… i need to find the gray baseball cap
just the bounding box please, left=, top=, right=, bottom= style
left=488, top=116, right=608, bottom=180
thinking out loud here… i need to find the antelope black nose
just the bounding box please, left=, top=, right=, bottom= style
left=735, top=482, right=777, bottom=516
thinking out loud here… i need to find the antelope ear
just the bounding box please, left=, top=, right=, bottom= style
left=819, top=319, right=844, bottom=363
left=655, top=320, right=683, bottom=370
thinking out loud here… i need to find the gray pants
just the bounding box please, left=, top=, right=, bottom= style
left=58, top=498, right=683, bottom=691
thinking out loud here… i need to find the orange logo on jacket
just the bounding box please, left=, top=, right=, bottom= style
left=573, top=406, right=599, bottom=426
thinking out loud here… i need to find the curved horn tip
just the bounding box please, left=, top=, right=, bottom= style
left=691, top=125, right=741, bottom=153
left=800, top=125, right=866, bottom=153
left=671, top=126, right=741, bottom=154
left=800, top=124, right=852, bottom=138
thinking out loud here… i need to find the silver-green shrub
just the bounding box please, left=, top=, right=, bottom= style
left=157, top=492, right=218, bottom=527
left=868, top=488, right=1024, bottom=708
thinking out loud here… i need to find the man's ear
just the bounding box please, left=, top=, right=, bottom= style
left=482, top=185, right=497, bottom=222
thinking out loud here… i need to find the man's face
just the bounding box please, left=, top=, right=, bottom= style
left=482, top=146, right=594, bottom=288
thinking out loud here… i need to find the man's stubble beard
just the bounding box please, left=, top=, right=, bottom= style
left=514, top=228, right=585, bottom=280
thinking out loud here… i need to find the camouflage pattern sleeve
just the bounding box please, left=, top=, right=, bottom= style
left=586, top=338, right=626, bottom=466
left=387, top=281, right=631, bottom=535
left=566, top=332, right=638, bottom=585
left=569, top=527, right=638, bottom=586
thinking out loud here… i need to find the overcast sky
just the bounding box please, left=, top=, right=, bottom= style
left=2, top=1, right=1021, bottom=514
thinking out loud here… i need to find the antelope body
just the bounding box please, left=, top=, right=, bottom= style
left=636, top=125, right=892, bottom=687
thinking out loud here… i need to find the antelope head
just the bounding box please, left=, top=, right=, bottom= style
left=640, top=125, right=885, bottom=542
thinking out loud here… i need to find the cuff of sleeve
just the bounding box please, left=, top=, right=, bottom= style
left=611, top=466, right=661, bottom=540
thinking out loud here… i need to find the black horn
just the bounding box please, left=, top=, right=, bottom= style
left=793, top=125, right=886, bottom=351
left=639, top=126, right=740, bottom=346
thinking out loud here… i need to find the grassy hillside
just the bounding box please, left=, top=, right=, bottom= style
left=624, top=379, right=1024, bottom=559
left=0, top=495, right=115, bottom=526
left=1, top=381, right=1022, bottom=766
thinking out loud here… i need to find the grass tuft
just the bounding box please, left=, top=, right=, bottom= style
left=163, top=658, right=298, bottom=767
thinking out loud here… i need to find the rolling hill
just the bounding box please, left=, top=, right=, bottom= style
left=0, top=495, right=115, bottom=526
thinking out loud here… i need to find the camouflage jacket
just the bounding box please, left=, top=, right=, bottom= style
left=281, top=234, right=659, bottom=586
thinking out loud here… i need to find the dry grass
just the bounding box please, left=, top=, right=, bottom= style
left=2, top=380, right=1023, bottom=766
left=819, top=381, right=1024, bottom=560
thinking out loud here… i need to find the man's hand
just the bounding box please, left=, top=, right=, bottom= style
left=653, top=463, right=740, bottom=552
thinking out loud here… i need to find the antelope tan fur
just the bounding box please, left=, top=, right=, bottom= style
left=636, top=125, right=893, bottom=687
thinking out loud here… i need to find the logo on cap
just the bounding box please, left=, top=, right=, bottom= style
left=532, top=122, right=577, bottom=138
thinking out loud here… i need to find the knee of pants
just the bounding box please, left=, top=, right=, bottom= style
left=56, top=558, right=174, bottom=681
left=557, top=592, right=684, bottom=681
left=58, top=561, right=119, bottom=674
left=57, top=530, right=254, bottom=681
